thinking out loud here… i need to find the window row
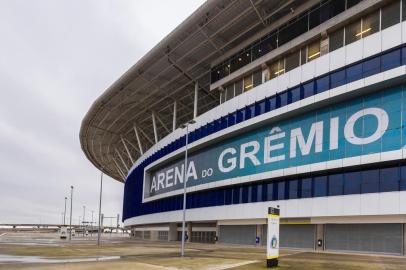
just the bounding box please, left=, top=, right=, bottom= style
left=330, top=0, right=405, bottom=52
left=220, top=69, right=262, bottom=103
left=141, top=45, right=406, bottom=171
left=211, top=0, right=363, bottom=83
left=137, top=163, right=406, bottom=215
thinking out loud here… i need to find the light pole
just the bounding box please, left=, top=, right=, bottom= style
left=91, top=210, right=94, bottom=237
left=69, top=186, right=73, bottom=241
left=180, top=119, right=196, bottom=257
left=63, top=197, right=67, bottom=225
left=83, top=205, right=86, bottom=236
left=97, top=170, right=103, bottom=245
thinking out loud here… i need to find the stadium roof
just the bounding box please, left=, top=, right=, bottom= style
left=80, top=0, right=308, bottom=181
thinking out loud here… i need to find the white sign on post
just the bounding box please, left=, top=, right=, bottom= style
left=267, top=207, right=280, bottom=268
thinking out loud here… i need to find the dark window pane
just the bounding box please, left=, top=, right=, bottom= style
left=329, top=28, right=344, bottom=52
left=225, top=189, right=232, bottom=205
left=303, top=81, right=315, bottom=98
left=277, top=181, right=286, bottom=200
left=232, top=187, right=240, bottom=204
left=267, top=182, right=274, bottom=201
left=289, top=179, right=298, bottom=199
left=301, top=178, right=312, bottom=198
left=253, top=70, right=262, bottom=87
left=316, top=75, right=329, bottom=94
left=225, top=84, right=234, bottom=101
left=403, top=0, right=406, bottom=21
left=330, top=69, right=346, bottom=88
left=381, top=1, right=400, bottom=30
left=309, top=6, right=320, bottom=29
left=380, top=167, right=400, bottom=192
left=242, top=186, right=249, bottom=203
left=285, top=50, right=300, bottom=72
left=234, top=80, right=243, bottom=96
left=381, top=49, right=401, bottom=71
left=347, top=0, right=361, bottom=9
left=314, top=176, right=327, bottom=197
left=329, top=174, right=344, bottom=196
left=344, top=172, right=361, bottom=195
left=290, top=87, right=301, bottom=103
left=346, top=63, right=363, bottom=83
left=257, top=184, right=263, bottom=202
left=278, top=15, right=308, bottom=46
left=400, top=166, right=406, bottom=190
left=361, top=169, right=379, bottom=193
left=363, top=56, right=381, bottom=77
left=251, top=185, right=257, bottom=203
left=277, top=92, right=288, bottom=107
left=345, top=20, right=361, bottom=45
left=361, top=10, right=380, bottom=38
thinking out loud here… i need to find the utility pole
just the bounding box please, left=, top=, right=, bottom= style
left=83, top=205, right=86, bottom=237
left=69, top=186, right=73, bottom=241
left=91, top=210, right=94, bottom=237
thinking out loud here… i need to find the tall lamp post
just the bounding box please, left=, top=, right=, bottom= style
left=69, top=186, right=74, bottom=240
left=97, top=169, right=103, bottom=245
left=63, top=197, right=67, bottom=225
left=180, top=119, right=196, bottom=257
left=83, top=205, right=86, bottom=236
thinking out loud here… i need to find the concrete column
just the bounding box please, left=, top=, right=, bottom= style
left=256, top=224, right=263, bottom=246
left=193, top=82, right=198, bottom=119
left=168, top=223, right=178, bottom=241
left=403, top=223, right=406, bottom=256
left=187, top=222, right=192, bottom=243
left=215, top=222, right=220, bottom=244
left=315, top=224, right=325, bottom=251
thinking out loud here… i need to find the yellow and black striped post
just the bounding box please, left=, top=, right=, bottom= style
left=266, top=207, right=280, bottom=268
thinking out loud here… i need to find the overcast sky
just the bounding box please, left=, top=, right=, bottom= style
left=0, top=0, right=205, bottom=225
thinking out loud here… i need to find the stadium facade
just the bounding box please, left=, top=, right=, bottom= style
left=81, top=0, right=406, bottom=255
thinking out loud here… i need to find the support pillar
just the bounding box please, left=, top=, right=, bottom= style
left=187, top=222, right=192, bottom=243
left=168, top=223, right=178, bottom=241
left=256, top=224, right=263, bottom=246
left=172, top=100, right=177, bottom=131
left=315, top=224, right=325, bottom=251
left=193, top=82, right=198, bottom=119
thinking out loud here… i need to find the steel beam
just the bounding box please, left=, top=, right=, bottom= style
left=115, top=148, right=129, bottom=172
left=194, top=82, right=198, bottom=119
left=151, top=112, right=158, bottom=144
left=173, top=100, right=177, bottom=131
left=120, top=136, right=134, bottom=164
left=133, top=125, right=144, bottom=155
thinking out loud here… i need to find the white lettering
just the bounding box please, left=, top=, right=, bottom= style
left=165, top=168, right=174, bottom=188
left=174, top=165, right=184, bottom=185
left=218, top=148, right=237, bottom=173
left=264, top=130, right=285, bottom=163
left=344, top=107, right=388, bottom=145
left=290, top=121, right=323, bottom=158
left=240, top=141, right=261, bottom=169
left=150, top=176, right=157, bottom=193
left=329, top=117, right=339, bottom=150
left=186, top=161, right=198, bottom=181
left=157, top=172, right=165, bottom=190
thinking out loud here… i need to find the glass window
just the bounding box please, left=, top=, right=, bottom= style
left=277, top=92, right=288, bottom=107
left=300, top=47, right=307, bottom=65
left=363, top=56, right=381, bottom=77
left=380, top=167, right=400, bottom=192
left=307, top=40, right=321, bottom=61
left=346, top=63, right=362, bottom=83
left=400, top=165, right=406, bottom=190
left=403, top=0, right=406, bottom=21
left=277, top=181, right=286, bottom=200
left=381, top=49, right=401, bottom=71
left=290, top=87, right=301, bottom=103
left=330, top=69, right=346, bottom=88
left=361, top=10, right=380, bottom=38
left=329, top=174, right=344, bottom=196
left=278, top=15, right=309, bottom=46
left=269, top=59, right=285, bottom=79
left=234, top=79, right=243, bottom=96
left=344, top=172, right=361, bottom=195
left=314, top=176, right=327, bottom=197
left=345, top=19, right=361, bottom=45
left=309, top=6, right=320, bottom=30
left=301, top=178, right=312, bottom=198
left=250, top=185, right=257, bottom=203
left=253, top=70, right=262, bottom=87
left=285, top=50, right=300, bottom=72
left=225, top=84, right=234, bottom=101
left=381, top=1, right=400, bottom=30
left=232, top=187, right=240, bottom=204
left=267, top=182, right=274, bottom=201
left=303, top=81, right=314, bottom=98
left=289, top=179, right=298, bottom=199
left=316, top=75, right=329, bottom=94
left=244, top=75, right=253, bottom=91
left=242, top=186, right=249, bottom=203
left=361, top=169, right=379, bottom=193
left=257, top=184, right=263, bottom=202
left=347, top=0, right=361, bottom=9
left=329, top=28, right=344, bottom=52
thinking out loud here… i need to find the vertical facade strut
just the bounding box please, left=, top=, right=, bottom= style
left=152, top=112, right=158, bottom=144
left=173, top=100, right=177, bottom=132
left=121, top=136, right=134, bottom=164
left=194, top=82, right=199, bottom=119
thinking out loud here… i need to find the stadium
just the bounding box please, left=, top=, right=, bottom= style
left=80, top=0, right=406, bottom=255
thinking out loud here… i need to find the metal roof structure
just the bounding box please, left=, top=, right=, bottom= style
left=80, top=0, right=306, bottom=181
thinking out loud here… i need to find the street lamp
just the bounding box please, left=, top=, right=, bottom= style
left=63, top=197, right=67, bottom=225
left=91, top=210, right=94, bottom=237
left=97, top=169, right=104, bottom=246
left=83, top=205, right=86, bottom=237
left=180, top=119, right=196, bottom=257
left=69, top=186, right=74, bottom=241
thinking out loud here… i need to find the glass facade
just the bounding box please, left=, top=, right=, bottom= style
left=211, top=0, right=364, bottom=83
